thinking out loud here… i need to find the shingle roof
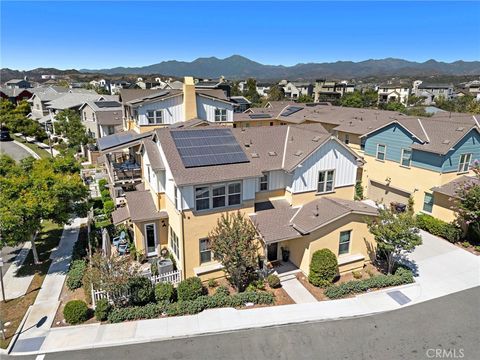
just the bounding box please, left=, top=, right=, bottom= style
left=120, top=88, right=229, bottom=105
left=125, top=190, right=167, bottom=222
left=47, top=93, right=118, bottom=110
left=0, top=87, right=33, bottom=97
left=141, top=139, right=165, bottom=171
left=250, top=197, right=378, bottom=243
left=431, top=176, right=480, bottom=198
left=112, top=206, right=130, bottom=225
left=96, top=110, right=123, bottom=126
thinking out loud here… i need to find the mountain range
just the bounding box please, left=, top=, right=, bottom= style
left=79, top=55, right=480, bottom=80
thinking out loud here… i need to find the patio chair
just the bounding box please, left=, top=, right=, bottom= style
left=112, top=231, right=126, bottom=248
left=118, top=243, right=129, bottom=255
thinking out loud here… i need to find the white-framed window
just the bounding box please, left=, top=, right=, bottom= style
left=423, top=193, right=434, bottom=213
left=199, top=238, right=212, bottom=264
left=458, top=153, right=472, bottom=173
left=214, top=108, right=227, bottom=122
left=146, top=110, right=163, bottom=124
left=376, top=144, right=386, bottom=161
left=260, top=172, right=269, bottom=191
left=169, top=226, right=180, bottom=260
left=400, top=148, right=412, bottom=167
left=318, top=170, right=335, bottom=193
left=339, top=230, right=351, bottom=255
left=194, top=182, right=242, bottom=211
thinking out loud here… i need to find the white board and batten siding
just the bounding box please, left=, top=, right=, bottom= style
left=290, top=140, right=357, bottom=193
left=136, top=95, right=184, bottom=125
left=196, top=96, right=234, bottom=123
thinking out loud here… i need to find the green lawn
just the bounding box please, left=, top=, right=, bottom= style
left=12, top=135, right=52, bottom=159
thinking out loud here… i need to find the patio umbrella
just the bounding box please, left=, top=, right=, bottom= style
left=102, top=228, right=112, bottom=258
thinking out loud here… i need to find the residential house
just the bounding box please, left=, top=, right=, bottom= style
left=111, top=123, right=378, bottom=281
left=120, top=77, right=235, bottom=134
left=256, top=83, right=272, bottom=97
left=195, top=78, right=231, bottom=98
left=4, top=78, right=31, bottom=89
left=230, top=96, right=251, bottom=113
left=377, top=84, right=410, bottom=105
left=283, top=82, right=314, bottom=99
left=0, top=87, right=33, bottom=104
left=313, top=79, right=355, bottom=102
left=412, top=80, right=454, bottom=104
left=79, top=100, right=123, bottom=139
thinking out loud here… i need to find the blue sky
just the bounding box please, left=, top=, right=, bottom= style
left=1, top=1, right=479, bottom=70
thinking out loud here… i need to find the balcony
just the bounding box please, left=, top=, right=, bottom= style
left=105, top=153, right=142, bottom=186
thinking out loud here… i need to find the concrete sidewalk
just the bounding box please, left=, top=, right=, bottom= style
left=11, top=217, right=86, bottom=353
left=280, top=277, right=317, bottom=304
left=2, top=241, right=34, bottom=300
left=10, top=229, right=480, bottom=355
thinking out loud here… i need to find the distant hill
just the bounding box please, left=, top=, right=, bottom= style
left=79, top=55, right=480, bottom=80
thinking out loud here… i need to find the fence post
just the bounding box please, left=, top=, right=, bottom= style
left=91, top=284, right=96, bottom=309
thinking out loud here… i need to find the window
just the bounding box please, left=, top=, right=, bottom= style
left=317, top=170, right=335, bottom=193
left=195, top=182, right=242, bottom=211
left=423, top=193, right=434, bottom=213
left=174, top=185, right=178, bottom=210
left=199, top=238, right=212, bottom=264
left=147, top=165, right=151, bottom=184
left=458, top=153, right=472, bottom=173
left=376, top=144, right=386, bottom=161
left=260, top=173, right=269, bottom=191
left=195, top=186, right=210, bottom=211
left=214, top=108, right=227, bottom=122
left=146, top=110, right=163, bottom=124
left=360, top=137, right=366, bottom=151
left=339, top=230, right=351, bottom=255
left=169, top=227, right=180, bottom=260
left=228, top=182, right=241, bottom=206
left=401, top=148, right=412, bottom=167
left=344, top=134, right=350, bottom=144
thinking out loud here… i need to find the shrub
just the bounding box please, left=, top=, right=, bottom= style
left=474, top=245, right=480, bottom=252
left=66, top=260, right=87, bottom=290
left=208, top=279, right=218, bottom=288
left=103, top=199, right=115, bottom=216
left=177, top=277, right=203, bottom=301
left=155, top=282, right=176, bottom=303
left=128, top=276, right=154, bottom=305
left=63, top=300, right=89, bottom=324
left=461, top=241, right=470, bottom=248
left=308, top=249, right=339, bottom=287
left=94, top=299, right=111, bottom=321
left=266, top=274, right=281, bottom=288
left=416, top=213, right=462, bottom=243
left=100, top=189, right=110, bottom=200
left=98, top=179, right=107, bottom=189
left=324, top=268, right=414, bottom=299
left=352, top=271, right=363, bottom=279
left=215, top=285, right=230, bottom=297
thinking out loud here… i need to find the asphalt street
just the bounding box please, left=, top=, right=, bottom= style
left=0, top=140, right=32, bottom=161
left=7, top=286, right=479, bottom=360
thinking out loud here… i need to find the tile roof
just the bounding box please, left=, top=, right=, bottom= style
left=125, top=190, right=167, bottom=222
left=250, top=197, right=378, bottom=243
left=431, top=176, right=480, bottom=198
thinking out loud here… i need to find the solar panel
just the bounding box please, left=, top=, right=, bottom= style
left=171, top=129, right=250, bottom=168
left=95, top=101, right=121, bottom=108
left=281, top=106, right=304, bottom=117
left=249, top=113, right=271, bottom=119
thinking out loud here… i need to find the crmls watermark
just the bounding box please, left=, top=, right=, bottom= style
left=426, top=348, right=465, bottom=358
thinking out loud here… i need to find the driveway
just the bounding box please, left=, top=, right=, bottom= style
left=0, top=140, right=33, bottom=161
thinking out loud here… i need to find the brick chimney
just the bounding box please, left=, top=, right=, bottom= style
left=183, top=76, right=197, bottom=121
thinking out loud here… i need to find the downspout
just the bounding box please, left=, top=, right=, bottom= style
left=181, top=210, right=186, bottom=281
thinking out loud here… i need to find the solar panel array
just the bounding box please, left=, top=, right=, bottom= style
left=95, top=101, right=121, bottom=108
left=249, top=113, right=272, bottom=119
left=171, top=129, right=250, bottom=168
left=281, top=106, right=303, bottom=117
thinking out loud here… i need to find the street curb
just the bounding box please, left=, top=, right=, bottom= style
left=6, top=305, right=32, bottom=354
left=12, top=140, right=41, bottom=159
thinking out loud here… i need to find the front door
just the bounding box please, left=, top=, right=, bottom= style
left=267, top=243, right=278, bottom=262
left=145, top=223, right=157, bottom=256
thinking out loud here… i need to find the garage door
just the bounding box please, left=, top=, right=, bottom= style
left=368, top=180, right=411, bottom=206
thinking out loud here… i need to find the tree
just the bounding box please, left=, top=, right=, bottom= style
left=230, top=81, right=241, bottom=96
left=367, top=209, right=422, bottom=274
left=267, top=85, right=285, bottom=101
left=297, top=94, right=313, bottom=103
left=209, top=211, right=260, bottom=291
left=55, top=109, right=88, bottom=149
left=454, top=161, right=480, bottom=240
left=340, top=92, right=364, bottom=108
left=243, top=78, right=261, bottom=105
left=0, top=154, right=89, bottom=263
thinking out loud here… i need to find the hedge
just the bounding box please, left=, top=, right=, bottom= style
left=66, top=260, right=87, bottom=290
left=107, top=291, right=275, bottom=323
left=177, top=277, right=203, bottom=301
left=155, top=282, right=176, bottom=303
left=308, top=249, right=338, bottom=287
left=324, top=268, right=414, bottom=299
left=416, top=213, right=462, bottom=243
left=94, top=298, right=111, bottom=321
left=64, top=300, right=90, bottom=324
left=128, top=276, right=154, bottom=305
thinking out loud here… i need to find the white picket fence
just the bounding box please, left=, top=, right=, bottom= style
left=92, top=269, right=182, bottom=308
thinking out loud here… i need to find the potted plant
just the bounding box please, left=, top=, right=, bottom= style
left=281, top=247, right=290, bottom=262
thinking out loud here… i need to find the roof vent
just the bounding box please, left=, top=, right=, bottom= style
left=268, top=151, right=277, bottom=157
left=294, top=150, right=303, bottom=156
left=442, top=140, right=450, bottom=144
left=313, top=204, right=319, bottom=217
left=456, top=127, right=465, bottom=131
left=312, top=135, right=322, bottom=142
left=251, top=153, right=259, bottom=158
left=244, top=143, right=250, bottom=148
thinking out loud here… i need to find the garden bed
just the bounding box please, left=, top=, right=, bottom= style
left=455, top=241, right=480, bottom=256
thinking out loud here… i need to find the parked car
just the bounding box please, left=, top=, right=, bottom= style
left=0, top=129, right=11, bottom=141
